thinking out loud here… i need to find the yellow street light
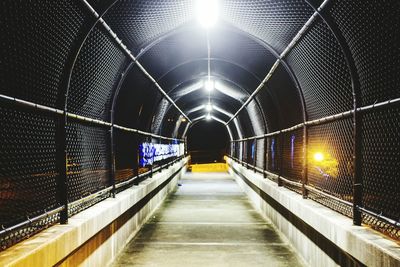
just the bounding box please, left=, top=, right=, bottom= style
left=314, top=152, right=324, bottom=162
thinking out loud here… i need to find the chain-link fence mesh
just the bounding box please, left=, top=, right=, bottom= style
left=361, top=107, right=400, bottom=239
left=286, top=18, right=353, bottom=120
left=0, top=104, right=59, bottom=226
left=114, top=129, right=139, bottom=184
left=68, top=25, right=130, bottom=121
left=281, top=129, right=303, bottom=183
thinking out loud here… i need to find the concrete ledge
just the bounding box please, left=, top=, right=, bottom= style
left=0, top=158, right=187, bottom=267
left=228, top=158, right=400, bottom=267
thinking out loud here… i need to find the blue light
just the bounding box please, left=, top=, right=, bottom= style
left=271, top=138, right=275, bottom=169
left=139, top=142, right=180, bottom=167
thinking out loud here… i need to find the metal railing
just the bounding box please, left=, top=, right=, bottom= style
left=0, top=92, right=187, bottom=250
left=228, top=96, right=400, bottom=239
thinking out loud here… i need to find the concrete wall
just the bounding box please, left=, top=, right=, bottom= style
left=228, top=158, right=400, bottom=267
left=0, top=158, right=187, bottom=267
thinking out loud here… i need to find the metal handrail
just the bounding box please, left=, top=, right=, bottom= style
left=0, top=156, right=186, bottom=238
left=0, top=206, right=64, bottom=236
left=230, top=96, right=400, bottom=142
left=227, top=156, right=400, bottom=228
left=0, top=93, right=183, bottom=142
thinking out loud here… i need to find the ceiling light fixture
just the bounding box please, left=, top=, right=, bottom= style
left=204, top=79, right=214, bottom=91
left=206, top=113, right=212, bottom=120
left=196, top=0, right=218, bottom=28
left=205, top=102, right=213, bottom=112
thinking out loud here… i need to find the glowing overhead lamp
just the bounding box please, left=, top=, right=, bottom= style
left=196, top=0, right=218, bottom=28
left=313, top=152, right=324, bottom=162
left=204, top=79, right=214, bottom=91
left=206, top=113, right=212, bottom=120
left=205, top=102, right=213, bottom=112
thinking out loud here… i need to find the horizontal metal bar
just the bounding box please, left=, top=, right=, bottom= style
left=357, top=206, right=400, bottom=228
left=231, top=96, right=400, bottom=142
left=227, top=156, right=347, bottom=206
left=304, top=184, right=353, bottom=207
left=0, top=93, right=183, bottom=142
left=68, top=186, right=113, bottom=208
left=66, top=113, right=112, bottom=127
left=0, top=206, right=64, bottom=236
left=0, top=157, right=184, bottom=237
left=279, top=176, right=303, bottom=187
left=228, top=156, right=400, bottom=229
left=115, top=156, right=184, bottom=189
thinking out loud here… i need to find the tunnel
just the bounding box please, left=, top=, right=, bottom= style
left=0, top=0, right=399, bottom=266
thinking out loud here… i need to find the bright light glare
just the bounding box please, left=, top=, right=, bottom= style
left=206, top=113, right=212, bottom=120
left=196, top=0, right=218, bottom=28
left=204, top=79, right=214, bottom=91
left=205, top=103, right=213, bottom=112
left=314, top=152, right=324, bottom=162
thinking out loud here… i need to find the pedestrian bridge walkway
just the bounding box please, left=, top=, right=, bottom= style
left=112, top=172, right=304, bottom=267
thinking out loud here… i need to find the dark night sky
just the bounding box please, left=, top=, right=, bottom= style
left=187, top=120, right=229, bottom=151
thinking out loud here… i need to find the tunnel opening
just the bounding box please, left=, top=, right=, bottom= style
left=187, top=120, right=229, bottom=164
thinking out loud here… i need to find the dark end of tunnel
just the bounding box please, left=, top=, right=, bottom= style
left=187, top=120, right=229, bottom=164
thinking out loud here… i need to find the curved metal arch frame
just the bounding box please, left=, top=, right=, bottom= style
left=302, top=0, right=362, bottom=225
left=61, top=2, right=197, bottom=201
left=155, top=57, right=264, bottom=84
left=148, top=57, right=270, bottom=136
left=56, top=0, right=123, bottom=223
left=183, top=115, right=232, bottom=140
left=159, top=74, right=251, bottom=104
left=154, top=73, right=254, bottom=138
left=110, top=23, right=307, bottom=142
left=220, top=25, right=308, bottom=126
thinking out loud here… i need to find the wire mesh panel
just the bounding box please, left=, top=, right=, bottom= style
left=265, top=64, right=304, bottom=128
left=361, top=107, right=400, bottom=239
left=0, top=104, right=60, bottom=249
left=247, top=100, right=265, bottom=137
left=114, top=129, right=139, bottom=184
left=68, top=25, right=130, bottom=121
left=281, top=129, right=303, bottom=182
left=266, top=136, right=281, bottom=175
left=105, top=0, right=194, bottom=53
left=220, top=0, right=314, bottom=53
left=286, top=18, right=353, bottom=120
left=66, top=121, right=110, bottom=205
left=255, top=138, right=265, bottom=169
left=329, top=0, right=400, bottom=107
left=307, top=119, right=353, bottom=216
left=0, top=0, right=87, bottom=108
left=0, top=105, right=59, bottom=226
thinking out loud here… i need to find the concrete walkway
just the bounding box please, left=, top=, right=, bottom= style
left=112, top=172, right=305, bottom=267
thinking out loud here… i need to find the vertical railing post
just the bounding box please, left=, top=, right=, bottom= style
left=277, top=133, right=284, bottom=187
left=253, top=139, right=257, bottom=172
left=159, top=137, right=163, bottom=172
left=263, top=137, right=267, bottom=178
left=353, top=109, right=363, bottom=225
left=150, top=137, right=154, bottom=178
left=241, top=140, right=244, bottom=166
left=302, top=125, right=308, bottom=199
left=110, top=123, right=116, bottom=198
left=56, top=115, right=69, bottom=224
